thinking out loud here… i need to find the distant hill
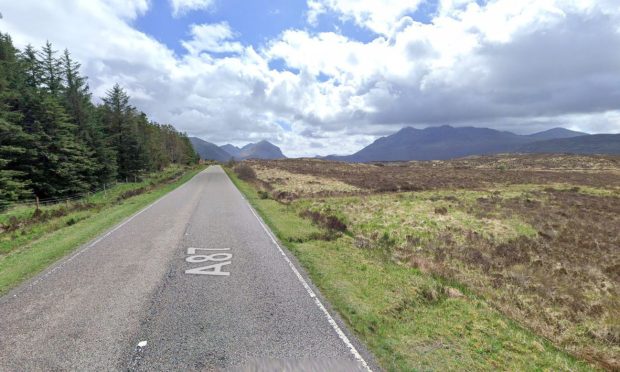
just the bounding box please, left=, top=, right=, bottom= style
left=220, top=144, right=242, bottom=158
left=519, top=134, right=620, bottom=154
left=219, top=140, right=286, bottom=160
left=527, top=127, right=587, bottom=141
left=189, top=137, right=232, bottom=162
left=325, top=125, right=616, bottom=162
left=327, top=125, right=532, bottom=162
left=190, top=138, right=286, bottom=161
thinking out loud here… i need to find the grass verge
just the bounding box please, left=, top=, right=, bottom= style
left=226, top=168, right=593, bottom=371
left=0, top=165, right=205, bottom=295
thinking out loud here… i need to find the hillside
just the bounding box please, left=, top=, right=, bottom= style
left=189, top=137, right=232, bottom=162
left=191, top=139, right=287, bottom=161
left=328, top=126, right=531, bottom=162
left=326, top=125, right=615, bottom=162
left=220, top=144, right=242, bottom=158
left=519, top=134, right=620, bottom=154
left=219, top=141, right=286, bottom=160
left=526, top=127, right=587, bottom=141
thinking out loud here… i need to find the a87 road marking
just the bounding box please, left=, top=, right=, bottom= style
left=185, top=247, right=232, bottom=276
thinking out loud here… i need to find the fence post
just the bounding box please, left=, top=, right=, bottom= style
left=104, top=183, right=107, bottom=196
left=35, top=196, right=40, bottom=211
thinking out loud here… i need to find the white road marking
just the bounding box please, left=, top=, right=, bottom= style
left=12, top=171, right=202, bottom=297
left=243, top=198, right=373, bottom=372
left=185, top=247, right=232, bottom=276
left=187, top=247, right=230, bottom=254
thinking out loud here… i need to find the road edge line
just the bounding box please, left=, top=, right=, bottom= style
left=12, top=169, right=202, bottom=296
left=238, top=188, right=373, bottom=371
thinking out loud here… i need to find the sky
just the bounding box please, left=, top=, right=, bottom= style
left=1, top=0, right=619, bottom=157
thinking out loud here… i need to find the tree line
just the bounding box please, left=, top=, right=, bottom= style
left=0, top=32, right=198, bottom=208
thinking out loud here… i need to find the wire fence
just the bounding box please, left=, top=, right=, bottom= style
left=1, top=167, right=191, bottom=214
left=1, top=182, right=123, bottom=212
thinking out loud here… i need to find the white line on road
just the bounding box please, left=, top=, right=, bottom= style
left=12, top=171, right=201, bottom=297
left=244, top=201, right=373, bottom=372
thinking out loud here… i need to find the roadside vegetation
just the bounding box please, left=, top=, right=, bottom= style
left=0, top=32, right=198, bottom=211
left=0, top=164, right=204, bottom=295
left=228, top=154, right=619, bottom=371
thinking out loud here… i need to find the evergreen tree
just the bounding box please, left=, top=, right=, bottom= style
left=0, top=117, right=31, bottom=208
left=101, top=84, right=145, bottom=180
left=61, top=49, right=116, bottom=185
left=0, top=31, right=198, bottom=204
left=21, top=44, right=41, bottom=90
left=28, top=96, right=95, bottom=197
left=0, top=33, right=31, bottom=207
left=39, top=41, right=62, bottom=97
left=16, top=40, right=95, bottom=197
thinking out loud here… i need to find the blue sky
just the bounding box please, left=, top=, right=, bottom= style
left=134, top=0, right=303, bottom=56
left=134, top=0, right=379, bottom=57
left=2, top=0, right=619, bottom=157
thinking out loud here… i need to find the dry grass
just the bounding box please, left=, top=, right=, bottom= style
left=244, top=155, right=620, bottom=370
left=249, top=162, right=361, bottom=201
left=252, top=155, right=619, bottom=198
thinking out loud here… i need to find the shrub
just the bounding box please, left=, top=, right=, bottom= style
left=434, top=206, right=448, bottom=215
left=324, top=215, right=347, bottom=232
left=234, top=163, right=256, bottom=181
left=226, top=158, right=237, bottom=168
left=299, top=209, right=347, bottom=232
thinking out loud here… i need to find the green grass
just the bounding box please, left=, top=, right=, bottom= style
left=0, top=165, right=204, bottom=295
left=293, top=188, right=541, bottom=248
left=226, top=169, right=593, bottom=371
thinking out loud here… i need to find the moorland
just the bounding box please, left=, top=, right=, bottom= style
left=231, top=154, right=619, bottom=370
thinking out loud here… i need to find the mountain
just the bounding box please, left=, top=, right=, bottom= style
left=327, top=125, right=532, bottom=162
left=220, top=144, right=242, bottom=158
left=219, top=140, right=286, bottom=160
left=238, top=140, right=286, bottom=159
left=519, top=134, right=620, bottom=154
left=325, top=126, right=617, bottom=162
left=527, top=127, right=587, bottom=141
left=191, top=138, right=286, bottom=161
left=189, top=137, right=232, bottom=162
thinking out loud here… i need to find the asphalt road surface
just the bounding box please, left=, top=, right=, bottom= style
left=0, top=166, right=376, bottom=371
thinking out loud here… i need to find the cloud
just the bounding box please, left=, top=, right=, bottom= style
left=307, top=0, right=424, bottom=35
left=169, top=0, right=215, bottom=17
left=0, top=0, right=618, bottom=158
left=181, top=22, right=244, bottom=54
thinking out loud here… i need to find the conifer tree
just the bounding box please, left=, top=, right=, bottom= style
left=0, top=33, right=31, bottom=207
left=61, top=49, right=116, bottom=184
left=101, top=84, right=145, bottom=179
left=39, top=41, right=62, bottom=97
left=0, top=117, right=31, bottom=208
left=0, top=31, right=197, bottom=204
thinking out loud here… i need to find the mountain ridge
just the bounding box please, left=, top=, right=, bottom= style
left=519, top=134, right=620, bottom=154
left=526, top=127, right=587, bottom=141
left=190, top=138, right=286, bottom=161
left=325, top=125, right=617, bottom=162
left=189, top=137, right=232, bottom=162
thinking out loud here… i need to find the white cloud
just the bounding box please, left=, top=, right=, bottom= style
left=181, top=22, right=243, bottom=55
left=307, top=0, right=424, bottom=35
left=0, top=0, right=618, bottom=157
left=92, top=0, right=150, bottom=19
left=169, top=0, right=215, bottom=17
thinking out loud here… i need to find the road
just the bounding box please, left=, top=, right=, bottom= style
left=0, top=166, right=375, bottom=371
